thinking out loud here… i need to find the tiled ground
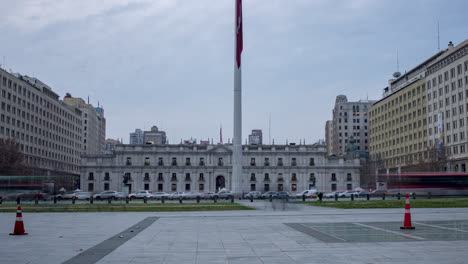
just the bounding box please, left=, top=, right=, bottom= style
left=1, top=200, right=468, bottom=264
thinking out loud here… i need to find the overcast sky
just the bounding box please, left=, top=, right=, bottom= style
left=1, top=0, right=467, bottom=144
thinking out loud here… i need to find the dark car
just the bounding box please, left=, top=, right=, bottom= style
left=260, top=191, right=278, bottom=199
left=276, top=191, right=290, bottom=199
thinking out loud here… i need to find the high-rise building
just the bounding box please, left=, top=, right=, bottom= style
left=425, top=40, right=468, bottom=171
left=63, top=94, right=106, bottom=154
left=129, top=129, right=143, bottom=144
left=105, top=138, right=120, bottom=154
left=0, top=68, right=82, bottom=177
left=248, top=129, right=262, bottom=145
left=143, top=126, right=166, bottom=145
left=328, top=95, right=375, bottom=156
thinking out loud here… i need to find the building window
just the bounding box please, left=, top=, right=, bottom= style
left=264, top=184, right=270, bottom=191
left=158, top=173, right=164, bottom=181
left=291, top=184, right=297, bottom=192
left=185, top=158, right=191, bottom=166
left=264, top=158, right=269, bottom=166
left=145, top=157, right=150, bottom=166
left=250, top=158, right=256, bottom=166
left=104, top=172, right=110, bottom=181
left=278, top=173, right=284, bottom=182
left=199, top=158, right=205, bottom=166
left=331, top=184, right=337, bottom=191
left=88, top=172, right=94, bottom=181
left=331, top=173, right=337, bottom=181
left=88, top=183, right=94, bottom=192
left=218, top=158, right=224, bottom=166
left=144, top=173, right=150, bottom=181
left=250, top=173, right=256, bottom=181
left=185, top=173, right=191, bottom=181
left=158, top=157, right=163, bottom=166
left=158, top=183, right=163, bottom=191
left=250, top=184, right=256, bottom=191
left=104, top=183, right=109, bottom=191
left=309, top=158, right=315, bottom=166
left=126, top=157, right=132, bottom=165
left=199, top=184, right=204, bottom=191
left=171, top=184, right=177, bottom=191
left=199, top=173, right=205, bottom=181
left=291, top=173, right=297, bottom=181
left=144, top=183, right=150, bottom=190
left=346, top=173, right=352, bottom=181
left=124, top=172, right=132, bottom=182
left=291, top=158, right=297, bottom=166
left=309, top=173, right=316, bottom=186
left=171, top=173, right=177, bottom=181
left=185, top=183, right=190, bottom=191
left=172, top=157, right=177, bottom=166
left=347, top=184, right=352, bottom=190
left=264, top=173, right=270, bottom=181
left=278, top=184, right=283, bottom=191
left=277, top=158, right=283, bottom=166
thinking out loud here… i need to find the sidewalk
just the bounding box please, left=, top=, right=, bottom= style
left=0, top=201, right=467, bottom=264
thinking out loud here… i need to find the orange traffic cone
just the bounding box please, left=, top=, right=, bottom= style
left=10, top=206, right=28, bottom=235
left=400, top=194, right=415, bottom=229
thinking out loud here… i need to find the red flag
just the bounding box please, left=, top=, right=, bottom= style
left=236, top=0, right=243, bottom=68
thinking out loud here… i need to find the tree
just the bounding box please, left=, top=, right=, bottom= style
left=0, top=139, right=29, bottom=175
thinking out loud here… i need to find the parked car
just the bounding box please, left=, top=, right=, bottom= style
left=276, top=191, right=291, bottom=199
left=16, top=190, right=44, bottom=200
left=324, top=191, right=341, bottom=198
left=170, top=192, right=186, bottom=200
left=340, top=191, right=360, bottom=198
left=150, top=192, right=170, bottom=199
left=244, top=191, right=261, bottom=199
left=128, top=190, right=153, bottom=199
left=76, top=191, right=93, bottom=200
left=200, top=192, right=216, bottom=199
left=93, top=191, right=121, bottom=200
left=260, top=191, right=278, bottom=199
left=184, top=192, right=201, bottom=199
left=55, top=191, right=78, bottom=200
left=215, top=190, right=233, bottom=199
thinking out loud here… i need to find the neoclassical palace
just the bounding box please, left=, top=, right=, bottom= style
left=80, top=143, right=361, bottom=194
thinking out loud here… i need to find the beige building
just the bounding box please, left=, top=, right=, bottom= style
left=0, top=68, right=82, bottom=176
left=328, top=95, right=375, bottom=156
left=143, top=126, right=166, bottom=145
left=425, top=40, right=468, bottom=171
left=369, top=50, right=445, bottom=171
left=63, top=94, right=106, bottom=154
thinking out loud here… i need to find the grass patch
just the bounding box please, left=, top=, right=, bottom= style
left=0, top=202, right=254, bottom=213
left=297, top=198, right=468, bottom=209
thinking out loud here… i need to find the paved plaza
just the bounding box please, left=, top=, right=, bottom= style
left=1, top=200, right=468, bottom=264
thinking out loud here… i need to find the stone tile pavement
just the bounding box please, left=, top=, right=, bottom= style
left=1, top=200, right=468, bottom=264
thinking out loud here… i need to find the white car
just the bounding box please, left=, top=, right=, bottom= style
left=128, top=190, right=152, bottom=199
left=150, top=192, right=170, bottom=199
left=170, top=192, right=186, bottom=199
left=93, top=191, right=121, bottom=200
left=340, top=191, right=360, bottom=198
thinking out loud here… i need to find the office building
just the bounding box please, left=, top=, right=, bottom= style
left=143, top=126, right=166, bottom=145
left=248, top=129, right=263, bottom=145
left=425, top=40, right=468, bottom=171
left=0, top=68, right=82, bottom=177
left=129, top=129, right=143, bottom=145
left=63, top=94, right=106, bottom=154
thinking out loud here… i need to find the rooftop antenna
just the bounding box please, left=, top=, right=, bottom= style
left=393, top=49, right=401, bottom=79
left=437, top=20, right=440, bottom=51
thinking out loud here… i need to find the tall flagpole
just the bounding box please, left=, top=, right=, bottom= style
left=233, top=0, right=243, bottom=197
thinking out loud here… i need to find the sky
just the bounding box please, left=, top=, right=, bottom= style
left=1, top=0, right=468, bottom=145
